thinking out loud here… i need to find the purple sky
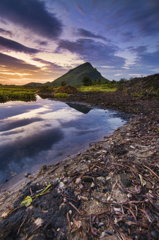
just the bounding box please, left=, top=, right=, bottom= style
left=0, top=0, right=159, bottom=84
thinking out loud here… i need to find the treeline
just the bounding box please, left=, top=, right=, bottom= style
left=81, top=75, right=127, bottom=87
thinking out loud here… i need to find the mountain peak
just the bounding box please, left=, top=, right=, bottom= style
left=81, top=62, right=92, bottom=67
left=50, top=62, right=107, bottom=86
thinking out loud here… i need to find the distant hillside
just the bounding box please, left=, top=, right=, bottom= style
left=48, top=62, right=108, bottom=86
left=119, top=73, right=159, bottom=99
left=24, top=82, right=43, bottom=87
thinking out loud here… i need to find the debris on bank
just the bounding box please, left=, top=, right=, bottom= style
left=0, top=111, right=159, bottom=240
left=55, top=86, right=79, bottom=94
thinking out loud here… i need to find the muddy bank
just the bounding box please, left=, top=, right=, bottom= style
left=0, top=92, right=159, bottom=240
left=39, top=90, right=159, bottom=114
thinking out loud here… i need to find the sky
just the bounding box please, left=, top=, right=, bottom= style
left=0, top=0, right=159, bottom=85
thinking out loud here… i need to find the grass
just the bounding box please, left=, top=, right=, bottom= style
left=54, top=93, right=70, bottom=98
left=0, top=87, right=37, bottom=103
left=78, top=84, right=117, bottom=92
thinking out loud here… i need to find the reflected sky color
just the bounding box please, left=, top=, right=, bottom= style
left=0, top=96, right=129, bottom=185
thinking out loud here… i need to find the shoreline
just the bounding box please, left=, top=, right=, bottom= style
left=0, top=99, right=129, bottom=193
left=0, top=94, right=159, bottom=240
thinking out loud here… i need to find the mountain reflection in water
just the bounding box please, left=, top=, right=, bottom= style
left=0, top=96, right=129, bottom=185
left=66, top=103, right=92, bottom=114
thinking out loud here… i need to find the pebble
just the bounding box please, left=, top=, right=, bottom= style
left=41, top=165, right=47, bottom=170
left=100, top=232, right=106, bottom=238
left=24, top=172, right=31, bottom=178
left=58, top=182, right=65, bottom=190
left=34, top=217, right=43, bottom=226
left=29, top=175, right=34, bottom=179
left=151, top=231, right=158, bottom=239
left=106, top=176, right=111, bottom=181
left=63, top=177, right=68, bottom=184
left=82, top=176, right=93, bottom=182
left=120, top=174, right=132, bottom=187
left=96, top=176, right=106, bottom=184
left=75, top=178, right=81, bottom=184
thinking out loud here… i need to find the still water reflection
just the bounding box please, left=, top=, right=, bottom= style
left=0, top=96, right=129, bottom=184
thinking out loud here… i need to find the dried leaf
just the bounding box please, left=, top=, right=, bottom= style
left=34, top=217, right=43, bottom=226
left=135, top=185, right=141, bottom=193
left=73, top=219, right=82, bottom=229
left=78, top=195, right=88, bottom=201
left=139, top=174, right=146, bottom=186
left=2, top=211, right=10, bottom=218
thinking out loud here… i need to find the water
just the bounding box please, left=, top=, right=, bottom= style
left=0, top=95, right=129, bottom=185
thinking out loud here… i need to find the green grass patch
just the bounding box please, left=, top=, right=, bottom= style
left=78, top=84, right=117, bottom=92
left=0, top=87, right=37, bottom=103
left=54, top=93, right=70, bottom=98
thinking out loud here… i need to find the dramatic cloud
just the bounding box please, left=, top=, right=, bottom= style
left=0, top=36, right=40, bottom=54
left=121, top=31, right=136, bottom=42
left=74, top=28, right=109, bottom=42
left=0, top=0, right=158, bottom=83
left=32, top=58, right=63, bottom=69
left=75, top=3, right=86, bottom=15
left=35, top=40, right=48, bottom=46
left=0, top=52, right=40, bottom=71
left=56, top=38, right=125, bottom=68
left=0, top=0, right=63, bottom=39
left=128, top=45, right=159, bottom=68
left=128, top=46, right=148, bottom=54
left=0, top=28, right=12, bottom=37
left=135, top=50, right=159, bottom=68
left=91, top=0, right=159, bottom=38
left=130, top=0, right=159, bottom=37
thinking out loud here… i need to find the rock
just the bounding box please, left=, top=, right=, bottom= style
left=58, top=182, right=65, bottom=190
left=82, top=176, right=93, bottom=182
left=100, top=232, right=106, bottom=238
left=98, top=222, right=105, bottom=227
left=75, top=178, right=81, bottom=184
left=106, top=176, right=111, bottom=181
left=24, top=172, right=31, bottom=178
left=151, top=231, right=158, bottom=239
left=41, top=165, right=47, bottom=170
left=120, top=174, right=132, bottom=187
left=29, top=175, right=34, bottom=179
left=146, top=181, right=152, bottom=189
left=63, top=177, right=68, bottom=184
left=96, top=176, right=106, bottom=184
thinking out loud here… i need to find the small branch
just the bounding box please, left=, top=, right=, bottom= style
left=69, top=202, right=81, bottom=215
left=17, top=214, right=28, bottom=235
left=67, top=212, right=71, bottom=231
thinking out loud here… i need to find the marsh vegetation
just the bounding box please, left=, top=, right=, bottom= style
left=0, top=86, right=37, bottom=103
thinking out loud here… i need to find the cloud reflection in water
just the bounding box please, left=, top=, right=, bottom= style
left=0, top=96, right=128, bottom=184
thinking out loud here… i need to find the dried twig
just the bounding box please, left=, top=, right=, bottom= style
left=67, top=212, right=71, bottom=231
left=90, top=215, right=98, bottom=236
left=17, top=214, right=28, bottom=235
left=69, top=202, right=81, bottom=215
left=142, top=163, right=159, bottom=180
